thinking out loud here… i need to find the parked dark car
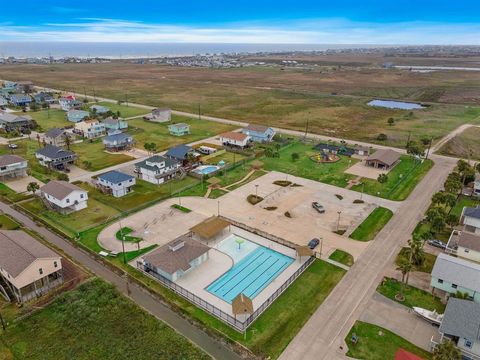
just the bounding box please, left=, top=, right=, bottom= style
left=427, top=239, right=446, bottom=249
left=312, top=202, right=325, bottom=213
left=308, top=238, right=320, bottom=249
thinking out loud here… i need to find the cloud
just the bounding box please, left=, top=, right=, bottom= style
left=0, top=18, right=479, bottom=44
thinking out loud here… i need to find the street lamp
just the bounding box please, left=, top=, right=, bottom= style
left=337, top=211, right=342, bottom=232
left=119, top=219, right=127, bottom=264
left=255, top=184, right=259, bottom=198
left=217, top=200, right=220, bottom=216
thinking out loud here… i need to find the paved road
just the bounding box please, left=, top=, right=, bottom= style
left=0, top=202, right=243, bottom=360
left=279, top=154, right=456, bottom=360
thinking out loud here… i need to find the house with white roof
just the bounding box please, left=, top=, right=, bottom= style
left=0, top=155, right=28, bottom=180
left=0, top=230, right=63, bottom=303
left=143, top=108, right=171, bottom=122
left=135, top=155, right=181, bottom=184
left=96, top=170, right=135, bottom=197
left=40, top=180, right=88, bottom=213
left=59, top=96, right=82, bottom=111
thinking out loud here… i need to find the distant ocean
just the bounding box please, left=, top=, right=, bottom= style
left=0, top=42, right=384, bottom=59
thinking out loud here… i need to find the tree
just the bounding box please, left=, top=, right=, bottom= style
left=395, top=259, right=412, bottom=301
left=433, top=340, right=461, bottom=360
left=451, top=291, right=470, bottom=300
left=57, top=173, right=69, bottom=181
left=387, top=117, right=395, bottom=126
left=407, top=238, right=425, bottom=267
left=406, top=140, right=425, bottom=157
left=291, top=152, right=300, bottom=162
left=376, top=133, right=387, bottom=141
left=476, top=162, right=480, bottom=174
left=377, top=173, right=388, bottom=184
left=427, top=206, right=447, bottom=234
left=27, top=181, right=40, bottom=195
left=143, top=142, right=157, bottom=155
left=64, top=134, right=72, bottom=151
left=444, top=172, right=463, bottom=195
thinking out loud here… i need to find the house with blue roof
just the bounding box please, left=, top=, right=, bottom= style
left=461, top=206, right=480, bottom=235
left=0, top=96, right=8, bottom=107
left=166, top=144, right=199, bottom=167
left=241, top=124, right=276, bottom=143
left=102, top=132, right=134, bottom=151
left=135, top=155, right=181, bottom=184
left=96, top=170, right=135, bottom=197
left=34, top=92, right=55, bottom=104
left=67, top=110, right=89, bottom=123
left=90, top=104, right=110, bottom=115
left=9, top=94, right=32, bottom=107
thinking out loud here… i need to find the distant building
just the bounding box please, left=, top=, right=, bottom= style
left=241, top=124, right=275, bottom=142
left=0, top=96, right=8, bottom=107
left=165, top=144, right=199, bottom=167
left=102, top=132, right=134, bottom=151
left=0, top=230, right=63, bottom=303
left=135, top=155, right=181, bottom=185
left=474, top=175, right=480, bottom=198
left=89, top=104, right=110, bottom=115
left=74, top=119, right=106, bottom=139
left=67, top=110, right=89, bottom=123
left=143, top=108, right=171, bottom=122
left=59, top=96, right=82, bottom=111
left=33, top=92, right=55, bottom=104
left=141, top=235, right=210, bottom=282
left=43, top=128, right=72, bottom=147
left=0, top=113, right=34, bottom=132
left=96, top=170, right=135, bottom=197
left=9, top=94, right=32, bottom=107
left=365, top=149, right=401, bottom=170
left=219, top=131, right=251, bottom=149
left=0, top=155, right=28, bottom=179
left=35, top=144, right=76, bottom=170
left=102, top=117, right=128, bottom=132
left=168, top=123, right=190, bottom=136
left=40, top=180, right=88, bottom=213
left=15, top=81, right=34, bottom=93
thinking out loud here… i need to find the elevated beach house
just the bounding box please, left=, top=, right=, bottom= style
left=96, top=170, right=135, bottom=197
left=102, top=132, right=134, bottom=151
left=67, top=110, right=89, bottom=123
left=43, top=128, right=72, bottom=147
left=0, top=113, right=34, bottom=132
left=241, top=124, right=276, bottom=143
left=135, top=155, right=181, bottom=184
left=143, top=108, right=171, bottom=122
left=35, top=144, right=76, bottom=170
left=40, top=180, right=88, bottom=213
left=103, top=117, right=128, bottom=132
left=0, top=155, right=28, bottom=180
left=168, top=123, right=190, bottom=136
left=219, top=131, right=251, bottom=149
left=74, top=119, right=106, bottom=139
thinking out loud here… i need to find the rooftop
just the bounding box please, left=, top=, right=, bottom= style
left=366, top=149, right=401, bottom=166
left=98, top=170, right=134, bottom=184
left=0, top=113, right=32, bottom=123
left=190, top=216, right=230, bottom=239
left=45, top=128, right=67, bottom=139
left=464, top=206, right=480, bottom=220
left=40, top=180, right=85, bottom=200
left=456, top=231, right=480, bottom=252
left=135, top=155, right=179, bottom=171
left=0, top=230, right=59, bottom=278
left=243, top=123, right=270, bottom=133
left=0, top=154, right=26, bottom=167
left=166, top=144, right=193, bottom=160
left=432, top=253, right=480, bottom=293
left=220, top=131, right=250, bottom=141
left=440, top=298, right=480, bottom=340
left=36, top=144, right=75, bottom=160
left=103, top=132, right=132, bottom=143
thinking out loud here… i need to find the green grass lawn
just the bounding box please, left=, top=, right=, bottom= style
left=0, top=183, right=33, bottom=203
left=115, top=227, right=142, bottom=242
left=0, top=279, right=209, bottom=360
left=328, top=249, right=354, bottom=266
left=70, top=139, right=134, bottom=171
left=450, top=195, right=480, bottom=219
left=202, top=150, right=247, bottom=165
left=0, top=213, right=20, bottom=230
left=396, top=247, right=437, bottom=273
left=345, top=321, right=432, bottom=360
left=95, top=101, right=150, bottom=118
left=350, top=207, right=393, bottom=241
left=127, top=114, right=236, bottom=151
left=351, top=156, right=434, bottom=201
left=20, top=197, right=121, bottom=238
left=260, top=142, right=358, bottom=188
left=23, top=109, right=71, bottom=130
left=377, top=277, right=446, bottom=313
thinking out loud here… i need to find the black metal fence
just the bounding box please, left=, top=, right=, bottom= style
left=137, top=255, right=314, bottom=332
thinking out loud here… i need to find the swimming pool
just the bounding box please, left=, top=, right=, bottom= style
left=193, top=165, right=221, bottom=175
left=207, top=236, right=293, bottom=303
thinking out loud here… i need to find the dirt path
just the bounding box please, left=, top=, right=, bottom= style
left=431, top=123, right=480, bottom=153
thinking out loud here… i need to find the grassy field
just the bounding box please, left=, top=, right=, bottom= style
left=0, top=213, right=20, bottom=230
left=377, top=277, right=446, bottom=313
left=351, top=156, right=434, bottom=200
left=439, top=126, right=480, bottom=160
left=94, top=101, right=150, bottom=118
left=2, top=63, right=480, bottom=148
left=328, top=249, right=354, bottom=266
left=260, top=142, right=358, bottom=188
left=350, top=207, right=394, bottom=241
left=0, top=183, right=33, bottom=203
left=26, top=109, right=71, bottom=130
left=0, top=279, right=209, bottom=360
left=127, top=115, right=236, bottom=151
left=345, top=321, right=432, bottom=360
left=396, top=247, right=437, bottom=273
left=70, top=139, right=134, bottom=171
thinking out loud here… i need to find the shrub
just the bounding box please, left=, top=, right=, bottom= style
left=247, top=194, right=264, bottom=205
left=171, top=204, right=192, bottom=213
left=264, top=206, right=278, bottom=211
left=353, top=199, right=365, bottom=204
left=284, top=211, right=292, bottom=218
left=335, top=194, right=344, bottom=200
left=377, top=133, right=388, bottom=141
left=334, top=229, right=346, bottom=235
left=273, top=180, right=292, bottom=187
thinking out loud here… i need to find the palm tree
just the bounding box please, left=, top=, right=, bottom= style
left=433, top=339, right=461, bottom=360
left=408, top=238, right=425, bottom=267
left=396, top=259, right=412, bottom=301
left=64, top=134, right=72, bottom=151
left=27, top=181, right=39, bottom=195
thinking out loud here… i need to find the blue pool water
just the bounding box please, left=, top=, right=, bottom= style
left=367, top=99, right=424, bottom=110
left=194, top=165, right=220, bottom=175
left=207, top=239, right=294, bottom=303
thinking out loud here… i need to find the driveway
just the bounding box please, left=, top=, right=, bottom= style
left=3, top=175, right=44, bottom=192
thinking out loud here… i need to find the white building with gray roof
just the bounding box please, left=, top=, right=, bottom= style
left=0, top=154, right=27, bottom=179
left=40, top=180, right=88, bottom=213
left=135, top=155, right=181, bottom=185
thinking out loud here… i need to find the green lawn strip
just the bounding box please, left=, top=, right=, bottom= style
left=0, top=213, right=20, bottom=230
left=328, top=249, right=354, bottom=267
left=209, top=188, right=228, bottom=199
left=351, top=156, right=433, bottom=201
left=450, top=195, right=480, bottom=219
left=95, top=101, right=150, bottom=118
left=115, top=226, right=142, bottom=242
left=127, top=115, right=236, bottom=152
left=1, top=279, right=209, bottom=360
left=171, top=204, right=192, bottom=213
left=350, top=207, right=393, bottom=241
left=202, top=150, right=247, bottom=165
left=260, top=142, right=358, bottom=188
left=345, top=321, right=432, bottom=360
left=0, top=183, right=34, bottom=203
left=377, top=277, right=445, bottom=313
left=70, top=139, right=134, bottom=171
left=25, top=109, right=71, bottom=130
left=396, top=247, right=437, bottom=273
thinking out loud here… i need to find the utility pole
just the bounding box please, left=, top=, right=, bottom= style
left=125, top=93, right=129, bottom=107
left=119, top=220, right=126, bottom=264
left=92, top=88, right=97, bottom=102
left=304, top=119, right=309, bottom=141
left=198, top=103, right=201, bottom=121
left=425, top=137, right=433, bottom=160
left=406, top=131, right=411, bottom=148
left=0, top=309, right=5, bottom=330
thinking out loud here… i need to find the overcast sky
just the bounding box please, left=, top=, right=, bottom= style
left=1, top=0, right=479, bottom=44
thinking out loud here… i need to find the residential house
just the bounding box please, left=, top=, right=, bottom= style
left=141, top=235, right=209, bottom=282
left=0, top=96, right=8, bottom=107
left=241, top=124, right=276, bottom=142
left=74, top=119, right=106, bottom=139
left=0, top=230, right=63, bottom=303
left=365, top=149, right=401, bottom=170
left=0, top=155, right=27, bottom=179
left=103, top=117, right=128, bottom=132
left=67, top=109, right=89, bottom=123
left=447, top=230, right=480, bottom=263
left=435, top=298, right=480, bottom=360
left=219, top=131, right=251, bottom=149
left=96, top=170, right=135, bottom=197
left=135, top=155, right=181, bottom=184
left=40, top=180, right=88, bottom=213
left=9, top=94, right=32, bottom=107
left=59, top=96, right=82, bottom=111
left=354, top=145, right=371, bottom=156
left=462, top=206, right=480, bottom=234
left=102, top=132, right=134, bottom=151
left=33, top=92, right=55, bottom=104
left=43, top=128, right=72, bottom=147
left=474, top=175, right=480, bottom=198
left=2, top=81, right=17, bottom=91
left=165, top=144, right=199, bottom=168
left=89, top=104, right=109, bottom=115
left=314, top=143, right=355, bottom=156
left=15, top=81, right=34, bottom=93
left=431, top=253, right=480, bottom=303
left=35, top=145, right=76, bottom=170
left=168, top=123, right=190, bottom=136
left=0, top=113, right=34, bottom=132
left=143, top=108, right=171, bottom=122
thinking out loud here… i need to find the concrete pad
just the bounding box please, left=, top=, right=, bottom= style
left=345, top=161, right=389, bottom=180
left=3, top=175, right=44, bottom=193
